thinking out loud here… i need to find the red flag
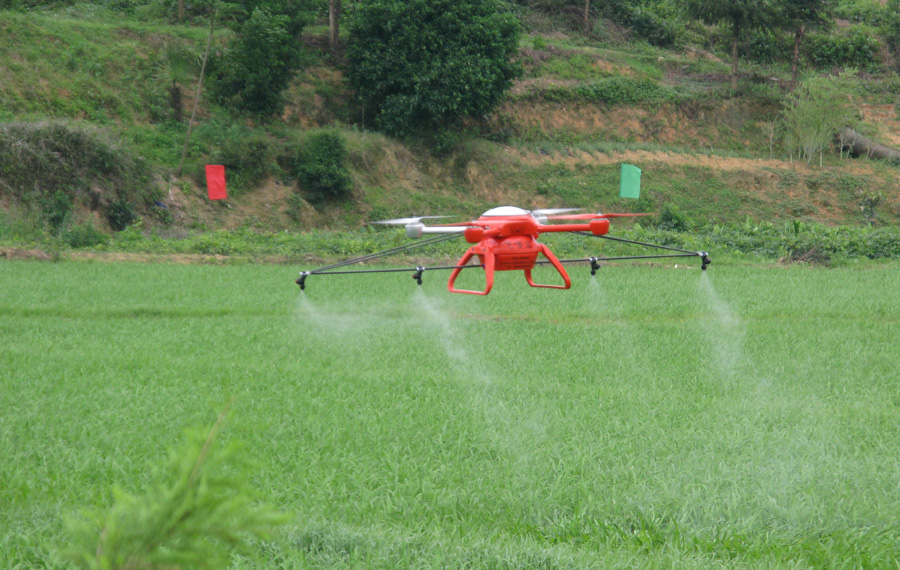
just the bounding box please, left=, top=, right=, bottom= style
left=205, top=165, right=227, bottom=200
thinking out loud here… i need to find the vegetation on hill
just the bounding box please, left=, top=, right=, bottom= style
left=0, top=0, right=899, bottom=261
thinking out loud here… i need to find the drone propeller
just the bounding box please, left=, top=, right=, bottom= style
left=547, top=212, right=656, bottom=220
left=531, top=208, right=583, bottom=216
left=370, top=216, right=452, bottom=225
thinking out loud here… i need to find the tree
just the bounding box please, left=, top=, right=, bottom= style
left=346, top=0, right=521, bottom=139
left=780, top=72, right=858, bottom=165
left=221, top=0, right=312, bottom=37
left=329, top=0, right=341, bottom=49
left=686, top=0, right=775, bottom=89
left=212, top=8, right=300, bottom=115
left=155, top=41, right=195, bottom=122
left=776, top=0, right=832, bottom=88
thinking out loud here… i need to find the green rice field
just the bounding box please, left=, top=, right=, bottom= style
left=2, top=259, right=900, bottom=569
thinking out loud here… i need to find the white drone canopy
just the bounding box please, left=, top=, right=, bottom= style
left=479, top=206, right=583, bottom=218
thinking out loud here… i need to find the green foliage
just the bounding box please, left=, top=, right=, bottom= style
left=0, top=121, right=158, bottom=216
left=833, top=0, right=887, bottom=25
left=64, top=222, right=110, bottom=248
left=62, top=410, right=287, bottom=570
left=294, top=130, right=353, bottom=202
left=346, top=0, right=522, bottom=138
left=885, top=0, right=900, bottom=60
left=213, top=127, right=274, bottom=193
left=655, top=203, right=693, bottom=231
left=614, top=4, right=683, bottom=48
left=211, top=7, right=301, bottom=115
left=685, top=0, right=774, bottom=29
left=745, top=29, right=790, bottom=64
left=779, top=72, right=859, bottom=164
left=153, top=41, right=196, bottom=123
left=105, top=197, right=137, bottom=231
left=805, top=25, right=881, bottom=70
left=530, top=76, right=683, bottom=105
left=577, top=77, right=678, bottom=105
left=221, top=0, right=313, bottom=37
left=39, top=190, right=73, bottom=233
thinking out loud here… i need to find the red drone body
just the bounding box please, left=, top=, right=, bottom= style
left=444, top=207, right=610, bottom=295
left=296, top=206, right=709, bottom=295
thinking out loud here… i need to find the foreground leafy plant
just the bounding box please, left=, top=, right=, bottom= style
left=61, top=405, right=287, bottom=570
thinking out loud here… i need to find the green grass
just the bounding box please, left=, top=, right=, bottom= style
left=2, top=259, right=900, bottom=568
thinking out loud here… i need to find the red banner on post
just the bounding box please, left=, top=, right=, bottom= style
left=205, top=165, right=227, bottom=200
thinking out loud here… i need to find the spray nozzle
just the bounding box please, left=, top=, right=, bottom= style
left=589, top=257, right=601, bottom=276
left=700, top=252, right=711, bottom=271
left=413, top=267, right=425, bottom=286
left=296, top=271, right=309, bottom=290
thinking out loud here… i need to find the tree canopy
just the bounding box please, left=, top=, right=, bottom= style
left=686, top=0, right=775, bottom=88
left=346, top=0, right=522, bottom=139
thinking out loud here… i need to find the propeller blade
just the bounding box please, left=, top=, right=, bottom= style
left=428, top=220, right=480, bottom=227
left=370, top=215, right=452, bottom=225
left=546, top=212, right=656, bottom=220
left=531, top=208, right=583, bottom=216
left=546, top=213, right=602, bottom=220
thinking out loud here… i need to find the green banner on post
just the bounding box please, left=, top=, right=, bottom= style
left=619, top=163, right=641, bottom=199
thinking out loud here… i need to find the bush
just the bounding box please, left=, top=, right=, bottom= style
left=211, top=8, right=300, bottom=115
left=295, top=131, right=352, bottom=202
left=780, top=72, right=859, bottom=164
left=805, top=26, right=881, bottom=70
left=64, top=222, right=110, bottom=248
left=576, top=77, right=677, bottom=105
left=619, top=6, right=681, bottom=48
left=0, top=121, right=158, bottom=217
left=746, top=29, right=791, bottom=64
left=346, top=0, right=522, bottom=138
left=40, top=190, right=73, bottom=233
left=655, top=204, right=692, bottom=231
left=106, top=197, right=137, bottom=231
left=213, top=128, right=273, bottom=193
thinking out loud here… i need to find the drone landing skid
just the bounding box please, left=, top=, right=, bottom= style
left=448, top=241, right=570, bottom=295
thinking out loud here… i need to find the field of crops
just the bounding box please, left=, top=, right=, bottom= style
left=3, top=259, right=900, bottom=569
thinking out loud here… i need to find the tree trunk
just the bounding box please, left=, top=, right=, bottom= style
left=840, top=127, right=900, bottom=161
left=329, top=0, right=341, bottom=50
left=790, top=25, right=804, bottom=90
left=730, top=19, right=739, bottom=90
left=584, top=0, right=590, bottom=32
left=178, top=15, right=214, bottom=176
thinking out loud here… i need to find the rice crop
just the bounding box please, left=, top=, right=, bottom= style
left=2, top=260, right=899, bottom=569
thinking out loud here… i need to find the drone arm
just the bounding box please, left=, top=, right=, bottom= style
left=537, top=219, right=610, bottom=236
left=406, top=223, right=468, bottom=238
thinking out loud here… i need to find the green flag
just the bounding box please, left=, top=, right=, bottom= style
left=619, top=163, right=641, bottom=199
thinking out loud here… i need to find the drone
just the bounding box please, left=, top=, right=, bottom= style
left=296, top=206, right=710, bottom=295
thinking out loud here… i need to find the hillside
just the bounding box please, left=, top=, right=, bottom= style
left=1, top=3, right=900, bottom=250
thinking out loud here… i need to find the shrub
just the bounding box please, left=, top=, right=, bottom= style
left=655, top=204, right=692, bottom=231
left=64, top=222, right=110, bottom=248
left=746, top=29, right=790, bottom=64
left=618, top=5, right=682, bottom=48
left=214, top=128, right=273, bottom=193
left=575, top=77, right=677, bottom=105
left=106, top=197, right=137, bottom=231
left=0, top=121, right=158, bottom=214
left=346, top=0, right=522, bottom=138
left=211, top=8, right=300, bottom=115
left=780, top=72, right=859, bottom=164
left=295, top=131, right=352, bottom=202
left=805, top=26, right=881, bottom=70
left=40, top=190, right=73, bottom=233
